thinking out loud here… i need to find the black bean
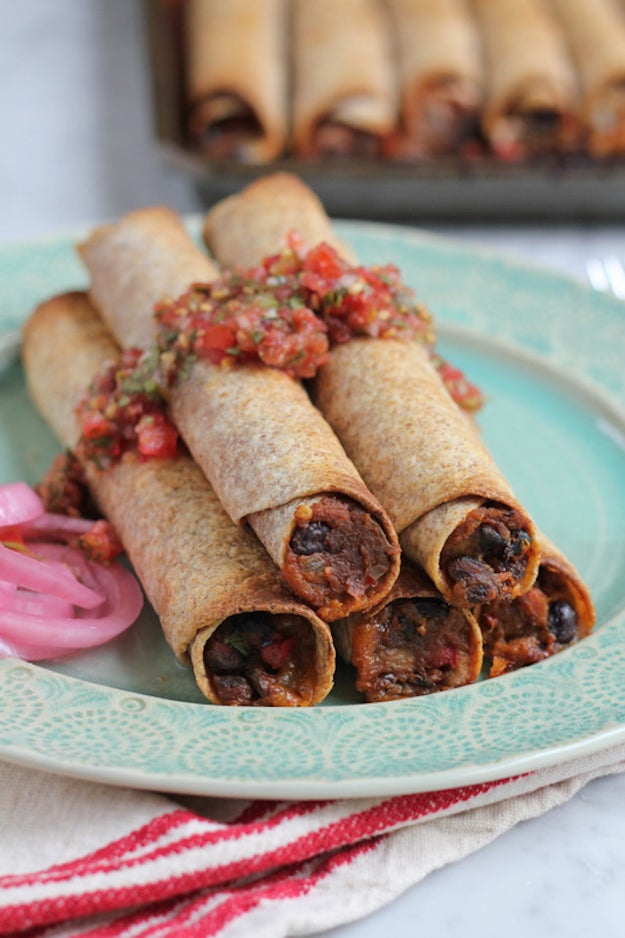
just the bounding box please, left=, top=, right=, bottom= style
left=413, top=599, right=449, bottom=621
left=291, top=520, right=331, bottom=555
left=204, top=638, right=245, bottom=673
left=211, top=674, right=254, bottom=705
left=478, top=523, right=507, bottom=558
left=447, top=556, right=500, bottom=604
left=548, top=600, right=578, bottom=644
left=242, top=619, right=278, bottom=650
left=506, top=529, right=532, bottom=559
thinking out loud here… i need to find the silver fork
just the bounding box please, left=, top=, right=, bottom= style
left=586, top=256, right=625, bottom=300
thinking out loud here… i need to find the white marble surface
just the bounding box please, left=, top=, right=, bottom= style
left=1, top=3, right=625, bottom=937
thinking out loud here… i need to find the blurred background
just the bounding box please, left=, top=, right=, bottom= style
left=1, top=0, right=624, bottom=278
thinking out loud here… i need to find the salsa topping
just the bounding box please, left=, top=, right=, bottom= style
left=154, top=233, right=436, bottom=380
left=76, top=234, right=483, bottom=466
left=75, top=347, right=179, bottom=469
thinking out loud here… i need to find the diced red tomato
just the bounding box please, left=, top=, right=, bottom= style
left=260, top=636, right=295, bottom=670
left=77, top=520, right=123, bottom=564
left=194, top=323, right=237, bottom=363
left=136, top=413, right=178, bottom=458
left=80, top=411, right=114, bottom=441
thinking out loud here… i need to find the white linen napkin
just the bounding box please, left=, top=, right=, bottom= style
left=1, top=742, right=624, bottom=937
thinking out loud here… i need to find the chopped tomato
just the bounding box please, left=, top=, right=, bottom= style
left=80, top=411, right=115, bottom=441
left=77, top=519, right=123, bottom=564
left=194, top=322, right=237, bottom=364
left=260, top=636, right=296, bottom=670
left=136, top=413, right=178, bottom=458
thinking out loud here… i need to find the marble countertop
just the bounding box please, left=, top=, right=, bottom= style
left=1, top=4, right=625, bottom=937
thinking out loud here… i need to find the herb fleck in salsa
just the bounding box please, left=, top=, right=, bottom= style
left=75, top=347, right=178, bottom=468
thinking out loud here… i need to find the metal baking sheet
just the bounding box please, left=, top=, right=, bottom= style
left=145, top=0, right=625, bottom=221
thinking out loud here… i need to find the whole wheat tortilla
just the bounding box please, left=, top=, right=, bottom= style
left=79, top=207, right=400, bottom=621
left=203, top=172, right=540, bottom=604
left=547, top=0, right=625, bottom=156
left=472, top=0, right=580, bottom=157
left=184, top=0, right=288, bottom=162
left=383, top=0, right=484, bottom=158
left=22, top=291, right=335, bottom=706
left=203, top=172, right=356, bottom=266
left=291, top=0, right=396, bottom=157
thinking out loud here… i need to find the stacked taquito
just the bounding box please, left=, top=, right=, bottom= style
left=383, top=0, right=484, bottom=159
left=204, top=172, right=596, bottom=690
left=290, top=0, right=397, bottom=158
left=472, top=0, right=580, bottom=160
left=204, top=172, right=541, bottom=697
left=22, top=292, right=335, bottom=706
left=78, top=207, right=400, bottom=625
left=184, top=0, right=288, bottom=162
left=547, top=0, right=625, bottom=157
left=204, top=172, right=540, bottom=609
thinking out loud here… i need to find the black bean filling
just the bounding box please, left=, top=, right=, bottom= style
left=442, top=505, right=534, bottom=607
left=203, top=612, right=314, bottom=706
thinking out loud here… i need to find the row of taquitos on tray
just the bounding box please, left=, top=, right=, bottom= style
left=22, top=173, right=595, bottom=705
left=183, top=0, right=625, bottom=164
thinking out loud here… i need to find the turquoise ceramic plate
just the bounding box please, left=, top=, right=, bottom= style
left=1, top=219, right=625, bottom=799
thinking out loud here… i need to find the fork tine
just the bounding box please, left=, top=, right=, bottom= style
left=603, top=256, right=625, bottom=301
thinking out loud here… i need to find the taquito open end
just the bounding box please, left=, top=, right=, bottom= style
left=478, top=534, right=595, bottom=677
left=333, top=561, right=483, bottom=703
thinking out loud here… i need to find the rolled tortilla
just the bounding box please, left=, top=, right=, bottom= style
left=472, top=0, right=580, bottom=160
left=22, top=291, right=335, bottom=706
left=184, top=0, right=288, bottom=162
left=383, top=0, right=484, bottom=159
left=547, top=0, right=625, bottom=157
left=291, top=0, right=397, bottom=158
left=478, top=532, right=595, bottom=677
left=203, top=173, right=540, bottom=609
left=333, top=560, right=483, bottom=702
left=79, top=207, right=400, bottom=623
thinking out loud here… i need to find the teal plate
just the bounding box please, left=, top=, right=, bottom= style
left=1, top=219, right=625, bottom=799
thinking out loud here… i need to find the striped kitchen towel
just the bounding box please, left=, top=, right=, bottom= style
left=0, top=742, right=624, bottom=938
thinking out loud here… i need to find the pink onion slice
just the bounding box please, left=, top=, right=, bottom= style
left=2, top=590, right=75, bottom=619
left=0, top=482, right=144, bottom=661
left=0, top=544, right=143, bottom=653
left=0, top=482, right=44, bottom=529
left=0, top=542, right=104, bottom=610
left=20, top=512, right=95, bottom=541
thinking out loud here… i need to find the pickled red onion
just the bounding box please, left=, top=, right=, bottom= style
left=0, top=481, right=143, bottom=661
left=0, top=482, right=44, bottom=528
left=19, top=512, right=94, bottom=541
left=0, top=542, right=104, bottom=609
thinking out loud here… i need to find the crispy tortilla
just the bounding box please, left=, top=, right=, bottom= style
left=472, top=0, right=580, bottom=159
left=548, top=0, right=625, bottom=156
left=384, top=0, right=484, bottom=158
left=184, top=0, right=288, bottom=162
left=291, top=0, right=396, bottom=157
left=79, top=207, right=400, bottom=621
left=333, top=560, right=483, bottom=702
left=203, top=172, right=540, bottom=607
left=22, top=291, right=335, bottom=706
